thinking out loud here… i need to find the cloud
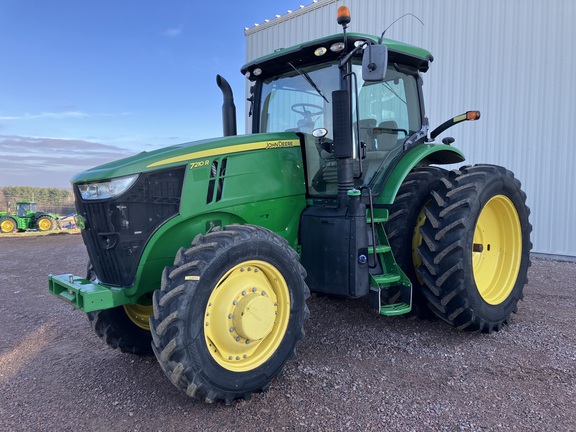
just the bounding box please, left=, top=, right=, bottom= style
left=0, top=135, right=136, bottom=188
left=163, top=27, right=183, bottom=38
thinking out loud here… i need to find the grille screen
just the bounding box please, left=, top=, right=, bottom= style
left=75, top=166, right=185, bottom=287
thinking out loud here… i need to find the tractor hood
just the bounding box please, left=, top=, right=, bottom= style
left=71, top=131, right=301, bottom=184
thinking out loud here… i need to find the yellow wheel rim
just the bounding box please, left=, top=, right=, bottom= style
left=204, top=260, right=290, bottom=372
left=37, top=218, right=52, bottom=231
left=1, top=219, right=15, bottom=233
left=124, top=303, right=152, bottom=330
left=472, top=195, right=522, bottom=305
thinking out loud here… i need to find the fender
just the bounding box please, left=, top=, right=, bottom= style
left=131, top=211, right=248, bottom=298
left=378, top=144, right=465, bottom=205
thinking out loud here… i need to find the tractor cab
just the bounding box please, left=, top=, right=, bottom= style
left=243, top=32, right=432, bottom=202
left=16, top=201, right=36, bottom=217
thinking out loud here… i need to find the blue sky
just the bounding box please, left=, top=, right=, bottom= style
left=0, top=0, right=306, bottom=188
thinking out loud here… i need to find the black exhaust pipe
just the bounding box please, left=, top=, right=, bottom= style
left=216, top=74, right=237, bottom=137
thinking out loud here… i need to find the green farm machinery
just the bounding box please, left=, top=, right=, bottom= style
left=0, top=201, right=60, bottom=233
left=48, top=7, right=531, bottom=404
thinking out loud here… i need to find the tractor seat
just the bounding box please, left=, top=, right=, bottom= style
left=376, top=120, right=400, bottom=151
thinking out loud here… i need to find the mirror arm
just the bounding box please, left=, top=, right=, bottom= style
left=339, top=41, right=369, bottom=69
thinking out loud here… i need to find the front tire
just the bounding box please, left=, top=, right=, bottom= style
left=86, top=263, right=154, bottom=356
left=150, top=224, right=310, bottom=403
left=87, top=304, right=154, bottom=356
left=418, top=165, right=532, bottom=333
left=0, top=217, right=17, bottom=233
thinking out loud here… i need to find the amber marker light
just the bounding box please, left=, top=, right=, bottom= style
left=337, top=6, right=351, bottom=26
left=466, top=111, right=481, bottom=121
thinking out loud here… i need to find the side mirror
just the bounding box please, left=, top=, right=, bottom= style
left=362, top=45, right=388, bottom=82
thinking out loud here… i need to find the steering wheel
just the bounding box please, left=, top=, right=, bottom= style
left=291, top=103, right=324, bottom=117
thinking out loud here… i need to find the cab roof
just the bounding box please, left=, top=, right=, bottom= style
left=241, top=32, right=433, bottom=79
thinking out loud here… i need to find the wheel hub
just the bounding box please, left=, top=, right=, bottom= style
left=233, top=294, right=275, bottom=341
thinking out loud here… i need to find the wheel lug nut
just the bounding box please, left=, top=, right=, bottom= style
left=236, top=356, right=240, bottom=360
left=229, top=327, right=234, bottom=332
left=229, top=356, right=233, bottom=360
left=242, top=291, right=247, bottom=296
left=236, top=336, right=241, bottom=342
left=252, top=287, right=257, bottom=292
left=243, top=354, right=248, bottom=358
left=228, top=314, right=233, bottom=319
left=246, top=339, right=250, bottom=344
left=262, top=291, right=266, bottom=296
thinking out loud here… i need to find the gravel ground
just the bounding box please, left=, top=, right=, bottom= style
left=0, top=234, right=574, bottom=431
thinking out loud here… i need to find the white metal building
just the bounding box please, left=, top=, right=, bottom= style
left=245, top=0, right=576, bottom=260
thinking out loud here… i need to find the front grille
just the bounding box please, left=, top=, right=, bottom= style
left=75, top=166, right=185, bottom=287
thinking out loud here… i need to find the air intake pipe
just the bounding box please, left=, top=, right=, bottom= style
left=216, top=74, right=237, bottom=137
left=332, top=89, right=354, bottom=208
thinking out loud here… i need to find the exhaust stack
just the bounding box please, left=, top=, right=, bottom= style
left=216, top=75, right=237, bottom=137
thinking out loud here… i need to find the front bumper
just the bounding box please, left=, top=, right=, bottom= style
left=48, top=274, right=132, bottom=312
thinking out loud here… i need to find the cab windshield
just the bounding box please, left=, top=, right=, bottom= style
left=259, top=61, right=422, bottom=196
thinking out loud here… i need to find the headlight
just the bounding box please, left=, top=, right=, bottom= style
left=77, top=174, right=139, bottom=200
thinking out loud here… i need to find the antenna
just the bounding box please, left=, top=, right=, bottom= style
left=378, top=13, right=424, bottom=43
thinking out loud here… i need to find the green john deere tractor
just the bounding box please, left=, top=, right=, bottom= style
left=49, top=7, right=531, bottom=404
left=0, top=201, right=60, bottom=233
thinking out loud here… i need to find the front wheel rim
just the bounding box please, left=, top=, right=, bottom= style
left=124, top=303, right=152, bottom=330
left=1, top=220, right=14, bottom=232
left=472, top=195, right=522, bottom=305
left=204, top=260, right=290, bottom=372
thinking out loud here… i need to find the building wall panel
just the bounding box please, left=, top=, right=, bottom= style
left=245, top=0, right=576, bottom=258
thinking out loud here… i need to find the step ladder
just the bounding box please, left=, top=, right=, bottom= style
left=366, top=210, right=413, bottom=317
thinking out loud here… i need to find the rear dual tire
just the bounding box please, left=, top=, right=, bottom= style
left=417, top=165, right=532, bottom=333
left=386, top=166, right=449, bottom=318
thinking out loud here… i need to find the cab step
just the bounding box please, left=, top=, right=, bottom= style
left=367, top=244, right=391, bottom=254
left=380, top=302, right=412, bottom=316
left=366, top=216, right=388, bottom=224
left=370, top=273, right=401, bottom=286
